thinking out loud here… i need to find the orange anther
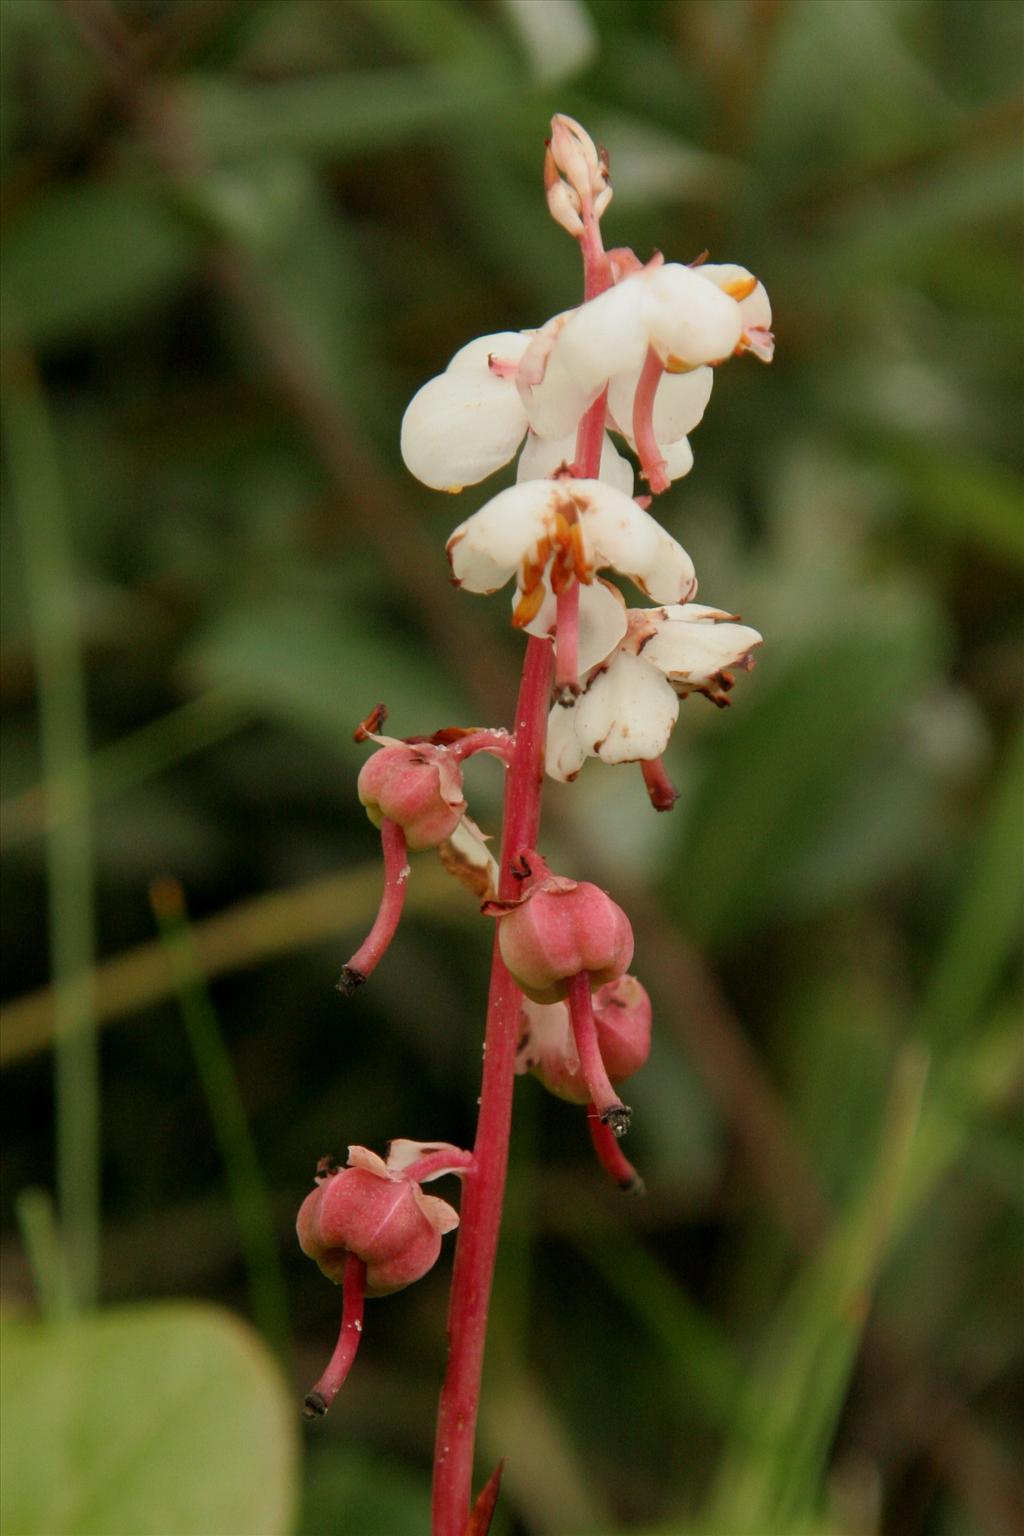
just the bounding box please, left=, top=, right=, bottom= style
left=569, top=522, right=591, bottom=583
left=722, top=274, right=758, bottom=301
left=513, top=582, right=547, bottom=627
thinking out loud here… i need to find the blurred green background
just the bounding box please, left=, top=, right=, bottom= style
left=1, top=1, right=1021, bottom=1533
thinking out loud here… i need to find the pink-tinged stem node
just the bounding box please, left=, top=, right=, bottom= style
left=338, top=818, right=409, bottom=994
left=633, top=345, right=670, bottom=495
left=566, top=971, right=631, bottom=1138
left=303, top=1251, right=366, bottom=1418
left=587, top=1107, right=646, bottom=1195
left=641, top=755, right=679, bottom=812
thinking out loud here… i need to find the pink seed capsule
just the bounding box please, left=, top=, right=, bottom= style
left=489, top=854, right=633, bottom=1004
left=297, top=1145, right=461, bottom=1297
left=516, top=974, right=651, bottom=1103
left=357, top=743, right=466, bottom=851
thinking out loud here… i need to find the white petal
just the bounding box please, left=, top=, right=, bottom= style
left=641, top=263, right=743, bottom=369
left=401, top=370, right=527, bottom=491
left=386, top=1139, right=469, bottom=1180
left=695, top=265, right=772, bottom=331
left=447, top=481, right=555, bottom=593
left=641, top=605, right=763, bottom=687
left=570, top=480, right=697, bottom=603
left=556, top=277, right=649, bottom=397
left=608, top=364, right=713, bottom=446
left=524, top=344, right=595, bottom=439
left=546, top=699, right=588, bottom=782
left=522, top=574, right=627, bottom=673
left=346, top=1145, right=390, bottom=1179
left=661, top=435, right=694, bottom=481
left=516, top=429, right=634, bottom=495
left=448, top=331, right=532, bottom=373
left=574, top=652, right=679, bottom=764
left=413, top=1191, right=460, bottom=1234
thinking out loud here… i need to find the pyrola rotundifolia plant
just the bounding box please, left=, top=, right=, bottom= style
left=298, top=115, right=772, bottom=1534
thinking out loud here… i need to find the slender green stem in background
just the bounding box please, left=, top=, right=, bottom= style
left=5, top=350, right=100, bottom=1311
left=149, top=877, right=292, bottom=1368
left=14, top=1187, right=75, bottom=1324
left=1, top=688, right=251, bottom=851
left=920, top=723, right=1024, bottom=1050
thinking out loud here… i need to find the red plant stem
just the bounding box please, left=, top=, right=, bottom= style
left=431, top=174, right=614, bottom=1536
left=302, top=1252, right=366, bottom=1417
left=566, top=971, right=631, bottom=1138
left=431, top=635, right=553, bottom=1536
left=587, top=1107, right=646, bottom=1194
left=338, top=818, right=409, bottom=993
left=633, top=345, right=670, bottom=494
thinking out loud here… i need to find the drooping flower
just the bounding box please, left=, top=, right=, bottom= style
left=547, top=603, right=763, bottom=782
left=516, top=974, right=652, bottom=1103
left=484, top=851, right=633, bottom=1005
left=358, top=739, right=468, bottom=851
left=696, top=263, right=775, bottom=362
left=446, top=476, right=697, bottom=633
left=297, top=1141, right=468, bottom=1296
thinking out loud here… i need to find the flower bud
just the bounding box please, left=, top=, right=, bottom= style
left=357, top=743, right=466, bottom=851
left=487, top=854, right=633, bottom=1003
left=516, top=975, right=652, bottom=1102
left=297, top=1144, right=461, bottom=1297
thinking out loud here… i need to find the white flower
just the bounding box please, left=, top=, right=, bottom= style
left=446, top=477, right=697, bottom=628
left=400, top=331, right=533, bottom=492
left=557, top=261, right=744, bottom=387
left=547, top=603, right=762, bottom=781
left=696, top=263, right=774, bottom=362
left=516, top=428, right=633, bottom=495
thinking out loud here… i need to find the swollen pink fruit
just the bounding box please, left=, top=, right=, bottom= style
left=297, top=1145, right=461, bottom=1296
left=516, top=974, right=652, bottom=1102
left=357, top=743, right=466, bottom=851
left=488, top=852, right=633, bottom=1003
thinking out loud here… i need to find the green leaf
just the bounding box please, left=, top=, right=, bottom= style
left=189, top=65, right=511, bottom=165
left=663, top=616, right=935, bottom=946
left=0, top=1303, right=297, bottom=1536
left=186, top=601, right=468, bottom=753
left=1, top=183, right=197, bottom=347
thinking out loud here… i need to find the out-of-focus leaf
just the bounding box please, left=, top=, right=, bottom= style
left=920, top=725, right=1024, bottom=1052
left=189, top=66, right=513, bottom=165
left=0, top=1304, right=297, bottom=1536
left=664, top=615, right=936, bottom=946
left=186, top=602, right=467, bottom=753
left=871, top=435, right=1024, bottom=567
left=297, top=1447, right=428, bottom=1536
left=1, top=183, right=197, bottom=346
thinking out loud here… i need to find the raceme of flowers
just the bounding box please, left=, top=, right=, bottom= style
left=299, top=113, right=773, bottom=1531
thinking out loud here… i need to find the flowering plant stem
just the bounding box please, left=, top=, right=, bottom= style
left=432, top=204, right=611, bottom=1535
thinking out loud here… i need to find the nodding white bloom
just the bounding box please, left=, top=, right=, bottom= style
left=401, top=331, right=534, bottom=492
left=446, top=477, right=697, bottom=629
left=696, top=263, right=774, bottom=363
left=547, top=603, right=762, bottom=781
left=557, top=261, right=744, bottom=386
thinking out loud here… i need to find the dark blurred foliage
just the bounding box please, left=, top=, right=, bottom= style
left=1, top=2, right=1022, bottom=1533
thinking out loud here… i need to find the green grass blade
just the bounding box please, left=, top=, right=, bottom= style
left=149, top=878, right=292, bottom=1368
left=4, top=349, right=100, bottom=1310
